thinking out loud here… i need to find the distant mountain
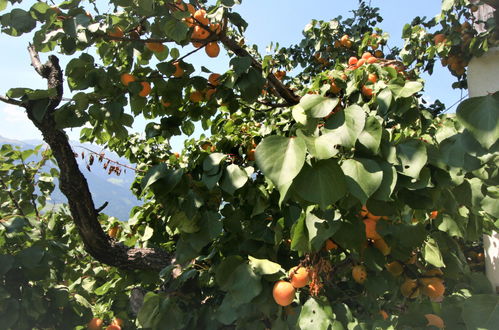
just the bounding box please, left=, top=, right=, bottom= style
left=0, top=135, right=142, bottom=221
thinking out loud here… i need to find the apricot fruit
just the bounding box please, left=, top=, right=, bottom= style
left=289, top=266, right=310, bottom=288
left=272, top=280, right=295, bottom=306
left=87, top=317, right=103, bottom=330
left=205, top=42, right=220, bottom=58
left=352, top=265, right=367, bottom=284
left=424, top=314, right=445, bottom=329
left=400, top=278, right=420, bottom=298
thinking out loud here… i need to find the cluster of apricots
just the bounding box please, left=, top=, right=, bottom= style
left=120, top=73, right=151, bottom=97
left=87, top=317, right=123, bottom=330
left=272, top=266, right=311, bottom=306
left=433, top=21, right=474, bottom=76
left=186, top=72, right=221, bottom=103
left=359, top=205, right=391, bottom=256
left=172, top=1, right=222, bottom=57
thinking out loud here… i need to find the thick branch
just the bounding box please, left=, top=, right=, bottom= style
left=219, top=34, right=300, bottom=106
left=0, top=95, right=23, bottom=106
left=24, top=46, right=172, bottom=271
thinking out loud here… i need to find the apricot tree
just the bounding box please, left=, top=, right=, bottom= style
left=1, top=0, right=499, bottom=329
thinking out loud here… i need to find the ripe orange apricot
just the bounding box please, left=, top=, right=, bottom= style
left=120, top=73, right=136, bottom=86
left=340, top=34, right=350, bottom=47
left=352, top=265, right=367, bottom=284
left=330, top=81, right=341, bottom=94
left=87, top=317, right=103, bottom=330
left=348, top=56, right=358, bottom=66
left=364, top=218, right=381, bottom=240
left=111, top=318, right=124, bottom=326
left=192, top=25, right=209, bottom=39
left=361, top=85, right=373, bottom=97
left=357, top=58, right=366, bottom=67
left=379, top=310, right=389, bottom=320
left=433, top=33, right=447, bottom=45
left=246, top=148, right=256, bottom=161
left=205, top=42, right=220, bottom=58
left=367, top=73, right=377, bottom=83
left=105, top=325, right=121, bottom=330
left=172, top=61, right=184, bottom=78
left=210, top=23, right=222, bottom=34
left=325, top=239, right=338, bottom=251
left=400, top=278, right=420, bottom=298
left=272, top=280, right=295, bottom=306
left=208, top=73, right=221, bottom=86
left=138, top=81, right=151, bottom=97
left=193, top=9, right=209, bottom=26
left=385, top=261, right=404, bottom=276
left=429, top=210, right=438, bottom=219
left=108, top=225, right=119, bottom=238
left=145, top=42, right=165, bottom=53
left=373, top=238, right=391, bottom=256
left=289, top=266, right=310, bottom=288
left=108, top=26, right=124, bottom=38
left=421, top=277, right=445, bottom=299
left=424, top=314, right=445, bottom=329
left=205, top=88, right=216, bottom=100
left=190, top=90, right=204, bottom=103
left=374, top=50, right=383, bottom=58
left=366, top=56, right=377, bottom=64
left=186, top=3, right=196, bottom=15
left=361, top=52, right=372, bottom=59
left=275, top=70, right=286, bottom=80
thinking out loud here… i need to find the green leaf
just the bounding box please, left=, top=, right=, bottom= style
left=227, top=263, right=262, bottom=304
left=221, top=164, right=248, bottom=194
left=388, top=81, right=423, bottom=99
left=141, top=163, right=183, bottom=192
left=255, top=135, right=307, bottom=188
left=296, top=94, right=339, bottom=118
left=137, top=292, right=161, bottom=328
left=31, top=98, right=50, bottom=123
left=341, top=158, right=383, bottom=204
left=0, top=0, right=7, bottom=11
left=481, top=195, right=499, bottom=218
left=396, top=139, right=427, bottom=178
left=2, top=9, right=36, bottom=35
left=423, top=238, right=445, bottom=267
left=236, top=67, right=266, bottom=102
left=324, top=105, right=366, bottom=148
left=372, top=161, right=397, bottom=201
left=248, top=256, right=281, bottom=275
left=291, top=212, right=309, bottom=253
left=376, top=88, right=393, bottom=115
left=456, top=92, right=499, bottom=149
left=298, top=298, right=334, bottom=330
left=294, top=159, right=347, bottom=209
left=17, top=245, right=45, bottom=268
left=357, top=116, right=382, bottom=153
left=162, top=18, right=189, bottom=43
left=230, top=56, right=252, bottom=76
left=305, top=212, right=341, bottom=252
left=0, top=254, right=14, bottom=275
left=203, top=153, right=226, bottom=174
left=297, top=130, right=339, bottom=160
left=216, top=256, right=245, bottom=290
left=462, top=294, right=499, bottom=329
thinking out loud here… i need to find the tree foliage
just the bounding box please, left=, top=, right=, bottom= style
left=0, top=0, right=498, bottom=329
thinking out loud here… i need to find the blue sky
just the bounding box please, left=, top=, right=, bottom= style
left=0, top=1, right=464, bottom=145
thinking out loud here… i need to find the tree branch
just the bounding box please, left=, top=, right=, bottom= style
left=23, top=45, right=172, bottom=271
left=0, top=95, right=24, bottom=106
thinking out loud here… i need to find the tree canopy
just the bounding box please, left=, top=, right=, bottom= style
left=0, top=0, right=498, bottom=329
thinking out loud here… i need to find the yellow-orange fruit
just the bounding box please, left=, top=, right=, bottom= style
left=272, top=280, right=295, bottom=306
left=205, top=42, right=220, bottom=58
left=373, top=238, right=391, bottom=256
left=364, top=218, right=381, bottom=240
left=185, top=3, right=196, bottom=15
left=330, top=81, right=341, bottom=94
left=247, top=148, right=256, bottom=161
left=340, top=34, right=350, bottom=47
left=423, top=269, right=444, bottom=277
left=87, top=317, right=103, bottom=330
left=145, top=42, right=165, bottom=53
left=108, top=26, right=124, bottom=38
left=433, top=33, right=447, bottom=45
left=429, top=211, right=439, bottom=219
left=192, top=25, right=209, bottom=39
left=172, top=62, right=184, bottom=78
left=374, top=50, right=383, bottom=58
left=205, top=88, right=216, bottom=100
left=400, top=278, right=420, bottom=298
left=208, top=73, right=221, bottom=86
left=385, top=261, right=404, bottom=276
left=366, top=56, right=377, bottom=64
left=361, top=85, right=373, bottom=97
left=108, top=225, right=119, bottom=238
left=105, top=325, right=121, bottom=330
left=352, top=265, right=367, bottom=284
left=379, top=310, right=389, bottom=320
left=289, top=266, right=310, bottom=288
left=361, top=52, right=372, bottom=60
left=161, top=98, right=171, bottom=107
left=120, top=73, right=136, bottom=86
left=189, top=91, right=204, bottom=103
left=193, top=9, right=209, bottom=25
left=138, top=81, right=151, bottom=97
left=425, top=314, right=445, bottom=329
left=325, top=239, right=338, bottom=251
left=421, top=277, right=445, bottom=299
left=367, top=73, right=378, bottom=83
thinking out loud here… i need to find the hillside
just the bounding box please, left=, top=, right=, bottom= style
left=0, top=135, right=141, bottom=221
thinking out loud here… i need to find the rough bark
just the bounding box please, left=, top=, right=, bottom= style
left=20, top=45, right=172, bottom=271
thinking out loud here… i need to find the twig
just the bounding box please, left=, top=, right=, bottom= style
left=0, top=95, right=24, bottom=106
left=74, top=145, right=145, bottom=173
left=96, top=201, right=109, bottom=213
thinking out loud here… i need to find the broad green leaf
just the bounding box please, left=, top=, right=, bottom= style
left=73, top=294, right=92, bottom=309
left=372, top=161, right=397, bottom=201
left=248, top=256, right=281, bottom=275
left=236, top=67, right=266, bottom=102
left=230, top=56, right=252, bottom=76
left=162, top=18, right=189, bottom=43
left=297, top=131, right=339, bottom=160
left=0, top=0, right=7, bottom=11
left=227, top=263, right=262, bottom=304
left=294, top=159, right=347, bottom=209
left=357, top=116, right=382, bottom=153
left=255, top=135, right=307, bottom=188
left=17, top=245, right=44, bottom=268
left=324, top=104, right=366, bottom=148
left=141, top=163, right=183, bottom=192
left=388, top=81, right=423, bottom=99
left=305, top=212, right=341, bottom=252
left=216, top=256, right=245, bottom=290
left=396, top=139, right=427, bottom=178
left=291, top=212, right=309, bottom=253
left=462, top=294, right=499, bottom=329
left=169, top=211, right=199, bottom=234
left=2, top=9, right=36, bottom=35
left=341, top=158, right=383, bottom=204
left=481, top=195, right=499, bottom=218
left=456, top=92, right=499, bottom=149
left=0, top=254, right=14, bottom=275
left=376, top=88, right=393, bottom=116
left=296, top=94, right=339, bottom=118
left=298, top=298, right=334, bottom=330
left=423, top=238, right=445, bottom=267
left=203, top=153, right=226, bottom=174
left=221, top=164, right=248, bottom=194
left=137, top=292, right=161, bottom=328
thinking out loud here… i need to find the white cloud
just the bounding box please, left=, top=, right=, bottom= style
left=0, top=104, right=42, bottom=140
